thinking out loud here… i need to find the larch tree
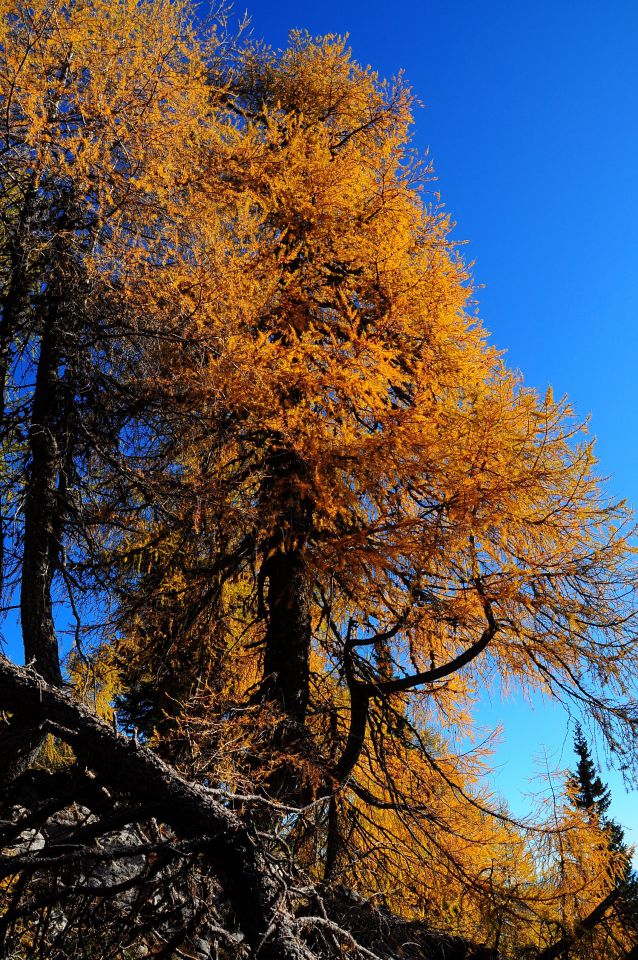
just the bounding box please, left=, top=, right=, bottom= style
left=0, top=1, right=637, bottom=958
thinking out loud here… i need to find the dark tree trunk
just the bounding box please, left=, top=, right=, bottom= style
left=0, top=181, right=34, bottom=601
left=260, top=545, right=313, bottom=803
left=20, top=299, right=64, bottom=686
left=2, top=287, right=68, bottom=780
left=258, top=445, right=315, bottom=802
left=262, top=544, right=312, bottom=725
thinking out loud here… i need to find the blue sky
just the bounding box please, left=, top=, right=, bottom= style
left=239, top=0, right=638, bottom=845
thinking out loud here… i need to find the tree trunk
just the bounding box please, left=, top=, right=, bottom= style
left=0, top=181, right=34, bottom=604
left=2, top=289, right=67, bottom=782
left=20, top=299, right=64, bottom=686
left=262, top=544, right=312, bottom=725
left=258, top=446, right=314, bottom=802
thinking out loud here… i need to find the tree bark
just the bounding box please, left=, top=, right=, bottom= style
left=262, top=544, right=312, bottom=725
left=2, top=282, right=67, bottom=783
left=258, top=446, right=314, bottom=801
left=0, top=655, right=313, bottom=960
left=20, top=298, right=64, bottom=686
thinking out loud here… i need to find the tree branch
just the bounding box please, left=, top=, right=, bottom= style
left=535, top=887, right=622, bottom=960
left=0, top=655, right=313, bottom=960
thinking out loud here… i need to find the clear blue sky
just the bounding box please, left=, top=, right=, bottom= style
left=238, top=0, right=638, bottom=845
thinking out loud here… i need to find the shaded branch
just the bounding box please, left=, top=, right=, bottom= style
left=536, top=887, right=622, bottom=960
left=0, top=655, right=313, bottom=960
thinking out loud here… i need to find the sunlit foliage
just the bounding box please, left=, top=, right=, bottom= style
left=1, top=1, right=637, bottom=956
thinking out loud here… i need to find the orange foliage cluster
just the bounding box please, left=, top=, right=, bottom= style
left=2, top=0, right=637, bottom=954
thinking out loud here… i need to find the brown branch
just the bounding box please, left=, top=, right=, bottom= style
left=0, top=655, right=314, bottom=960
left=330, top=622, right=371, bottom=788
left=331, top=587, right=498, bottom=788
left=372, top=583, right=498, bottom=695
left=535, top=887, right=622, bottom=960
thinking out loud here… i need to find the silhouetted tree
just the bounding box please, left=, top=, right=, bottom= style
left=569, top=723, right=638, bottom=949
left=570, top=723, right=612, bottom=817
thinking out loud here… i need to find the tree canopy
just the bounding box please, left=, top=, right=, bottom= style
left=1, top=1, right=637, bottom=957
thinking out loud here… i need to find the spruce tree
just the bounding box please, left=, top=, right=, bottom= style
left=569, top=723, right=612, bottom=817
left=569, top=724, right=638, bottom=937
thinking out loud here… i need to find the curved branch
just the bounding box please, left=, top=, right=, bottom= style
left=372, top=621, right=497, bottom=695
left=372, top=581, right=497, bottom=695
left=330, top=585, right=498, bottom=788
left=535, top=887, right=622, bottom=960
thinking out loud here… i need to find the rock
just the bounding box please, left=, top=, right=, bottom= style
left=80, top=826, right=147, bottom=906
left=2, top=825, right=46, bottom=857
left=193, top=937, right=211, bottom=958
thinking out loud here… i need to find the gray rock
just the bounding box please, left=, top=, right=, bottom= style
left=80, top=826, right=147, bottom=905
left=2, top=826, right=46, bottom=857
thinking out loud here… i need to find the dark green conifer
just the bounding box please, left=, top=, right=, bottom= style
left=569, top=723, right=611, bottom=817
left=569, top=723, right=638, bottom=938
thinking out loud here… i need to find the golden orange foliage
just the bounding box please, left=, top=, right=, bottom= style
left=2, top=1, right=637, bottom=954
